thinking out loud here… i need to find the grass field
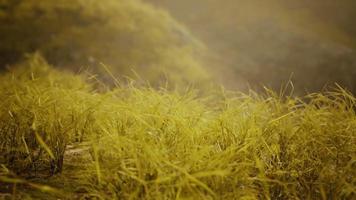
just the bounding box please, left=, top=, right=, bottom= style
left=0, top=55, right=355, bottom=199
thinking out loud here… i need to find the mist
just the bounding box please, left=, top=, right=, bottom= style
left=147, top=0, right=356, bottom=94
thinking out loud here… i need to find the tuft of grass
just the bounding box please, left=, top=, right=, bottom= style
left=0, top=56, right=355, bottom=199
left=0, top=54, right=97, bottom=176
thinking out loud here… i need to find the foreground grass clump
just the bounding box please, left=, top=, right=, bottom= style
left=0, top=57, right=355, bottom=199
left=0, top=55, right=97, bottom=176
left=86, top=88, right=355, bottom=199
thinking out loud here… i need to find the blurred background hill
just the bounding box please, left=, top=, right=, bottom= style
left=0, top=0, right=210, bottom=87
left=147, top=0, right=356, bottom=94
left=1, top=0, right=356, bottom=93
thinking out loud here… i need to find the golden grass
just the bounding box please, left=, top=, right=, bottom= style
left=0, top=56, right=355, bottom=199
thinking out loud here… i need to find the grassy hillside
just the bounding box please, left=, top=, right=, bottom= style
left=0, top=0, right=210, bottom=86
left=0, top=56, right=354, bottom=199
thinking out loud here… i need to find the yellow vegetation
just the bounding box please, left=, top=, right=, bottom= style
left=0, top=56, right=354, bottom=199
